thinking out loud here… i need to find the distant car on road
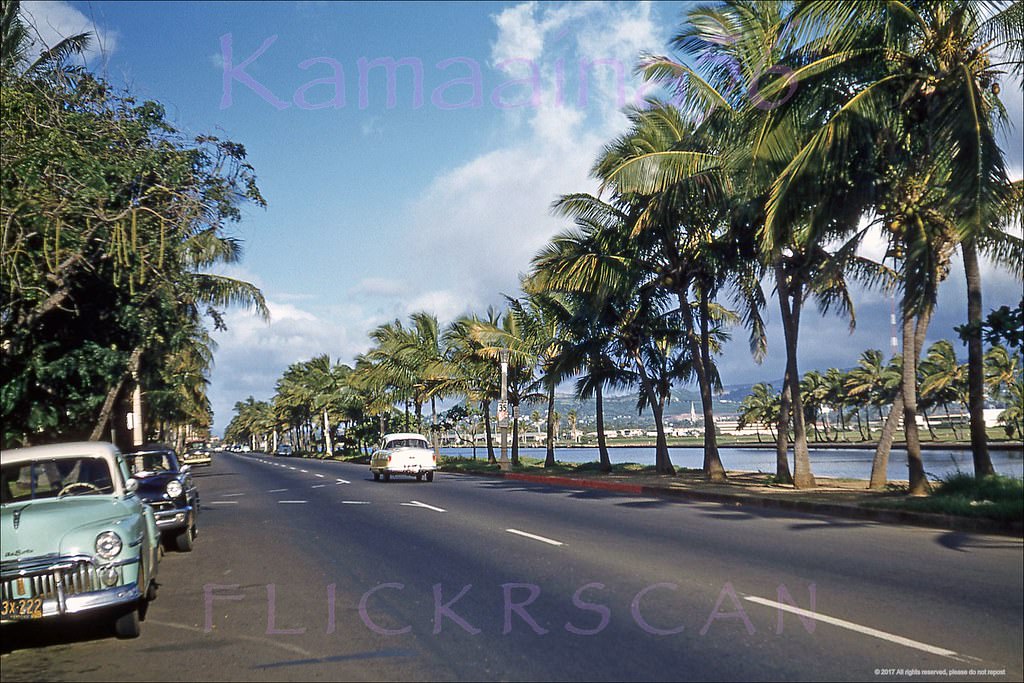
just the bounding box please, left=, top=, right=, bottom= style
left=0, top=442, right=160, bottom=638
left=182, top=440, right=212, bottom=467
left=126, top=444, right=199, bottom=552
left=275, top=444, right=293, bottom=457
left=370, top=433, right=436, bottom=482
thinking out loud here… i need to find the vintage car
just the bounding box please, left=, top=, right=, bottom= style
left=0, top=442, right=160, bottom=638
left=181, top=440, right=212, bottom=467
left=370, top=433, right=436, bottom=482
left=126, top=444, right=199, bottom=552
left=274, top=443, right=293, bottom=457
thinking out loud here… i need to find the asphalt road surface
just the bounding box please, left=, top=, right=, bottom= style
left=2, top=451, right=1021, bottom=682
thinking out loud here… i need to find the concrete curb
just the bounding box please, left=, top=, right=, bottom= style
left=482, top=471, right=1024, bottom=537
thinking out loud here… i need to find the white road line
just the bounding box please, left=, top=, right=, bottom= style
left=505, top=528, right=563, bottom=546
left=315, top=473, right=325, bottom=478
left=207, top=501, right=239, bottom=505
left=341, top=501, right=371, bottom=505
left=743, top=596, right=965, bottom=660
left=278, top=500, right=308, bottom=504
left=300, top=469, right=309, bottom=473
left=222, top=492, right=246, bottom=497
left=400, top=501, right=447, bottom=513
left=335, top=479, right=350, bottom=484
left=311, top=484, right=327, bottom=489
left=289, top=466, right=297, bottom=470
left=268, top=488, right=288, bottom=493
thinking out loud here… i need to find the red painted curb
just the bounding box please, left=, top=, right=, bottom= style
left=505, top=472, right=645, bottom=495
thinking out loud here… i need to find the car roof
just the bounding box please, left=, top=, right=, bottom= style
left=128, top=443, right=177, bottom=454
left=383, top=433, right=429, bottom=441
left=0, top=441, right=120, bottom=466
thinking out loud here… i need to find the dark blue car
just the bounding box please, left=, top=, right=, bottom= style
left=126, top=444, right=199, bottom=552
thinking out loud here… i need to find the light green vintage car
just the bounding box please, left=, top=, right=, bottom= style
left=1, top=442, right=160, bottom=638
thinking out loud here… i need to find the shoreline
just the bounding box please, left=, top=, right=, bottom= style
left=470, top=441, right=1024, bottom=453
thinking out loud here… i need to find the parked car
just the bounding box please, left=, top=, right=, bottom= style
left=370, top=433, right=436, bottom=482
left=0, top=442, right=160, bottom=638
left=274, top=444, right=293, bottom=457
left=182, top=440, right=212, bottom=467
left=126, top=444, right=199, bottom=552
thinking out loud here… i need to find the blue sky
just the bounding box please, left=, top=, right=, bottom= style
left=22, top=1, right=1024, bottom=434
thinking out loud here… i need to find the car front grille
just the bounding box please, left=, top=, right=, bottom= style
left=0, top=555, right=99, bottom=601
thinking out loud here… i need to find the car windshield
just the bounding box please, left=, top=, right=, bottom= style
left=387, top=438, right=429, bottom=449
left=186, top=441, right=207, bottom=451
left=126, top=452, right=177, bottom=475
left=1, top=457, right=115, bottom=503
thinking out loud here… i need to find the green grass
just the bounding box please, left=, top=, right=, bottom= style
left=865, top=473, right=1023, bottom=521
left=438, top=455, right=689, bottom=477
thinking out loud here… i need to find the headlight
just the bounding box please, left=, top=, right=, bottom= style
left=95, top=531, right=123, bottom=560
left=166, top=480, right=183, bottom=498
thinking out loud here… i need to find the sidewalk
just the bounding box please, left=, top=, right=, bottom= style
left=448, top=466, right=1024, bottom=537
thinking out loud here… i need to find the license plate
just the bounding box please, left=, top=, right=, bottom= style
left=1, top=598, right=44, bottom=619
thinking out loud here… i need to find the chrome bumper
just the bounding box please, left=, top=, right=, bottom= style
left=153, top=504, right=194, bottom=531
left=1, top=554, right=142, bottom=624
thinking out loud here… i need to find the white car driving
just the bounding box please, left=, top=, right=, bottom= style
left=370, top=433, right=436, bottom=482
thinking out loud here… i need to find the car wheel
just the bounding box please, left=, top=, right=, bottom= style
left=373, top=471, right=380, bottom=481
left=114, top=607, right=141, bottom=638
left=426, top=471, right=434, bottom=482
left=383, top=471, right=390, bottom=482
left=416, top=473, right=423, bottom=482
left=175, top=525, right=194, bottom=552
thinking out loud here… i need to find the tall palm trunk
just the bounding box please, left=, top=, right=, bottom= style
left=902, top=305, right=927, bottom=496
left=775, top=377, right=794, bottom=485
left=775, top=263, right=815, bottom=489
left=962, top=238, right=995, bottom=476
left=943, top=403, right=961, bottom=440
left=544, top=383, right=557, bottom=467
left=922, top=410, right=937, bottom=440
left=323, top=409, right=333, bottom=457
left=869, top=306, right=931, bottom=489
left=678, top=287, right=724, bottom=481
left=595, top=384, right=612, bottom=473
left=482, top=399, right=495, bottom=463
left=631, top=348, right=674, bottom=475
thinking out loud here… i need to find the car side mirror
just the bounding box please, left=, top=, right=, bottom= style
left=125, top=478, right=139, bottom=494
left=180, top=464, right=192, bottom=475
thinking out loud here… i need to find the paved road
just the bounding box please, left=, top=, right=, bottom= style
left=2, top=452, right=1021, bottom=682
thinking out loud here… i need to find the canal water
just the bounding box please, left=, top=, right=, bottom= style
left=443, top=445, right=1024, bottom=482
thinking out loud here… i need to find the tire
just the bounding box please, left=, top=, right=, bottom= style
left=416, top=473, right=423, bottom=482
left=425, top=471, right=434, bottom=482
left=373, top=471, right=380, bottom=481
left=383, top=471, right=390, bottom=482
left=175, top=525, right=195, bottom=552
left=114, top=608, right=141, bottom=638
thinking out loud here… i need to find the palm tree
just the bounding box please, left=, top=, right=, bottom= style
left=919, top=340, right=969, bottom=440
left=1, top=0, right=92, bottom=81
left=442, top=312, right=502, bottom=463
left=763, top=0, right=1020, bottom=492
left=738, top=383, right=779, bottom=444
left=631, top=1, right=897, bottom=487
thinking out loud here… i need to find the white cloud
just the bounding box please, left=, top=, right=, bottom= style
left=207, top=296, right=373, bottom=432
left=19, top=1, right=117, bottom=68
left=402, top=2, right=666, bottom=306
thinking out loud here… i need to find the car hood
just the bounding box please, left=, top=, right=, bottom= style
left=134, top=472, right=178, bottom=496
left=1, top=497, right=137, bottom=561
